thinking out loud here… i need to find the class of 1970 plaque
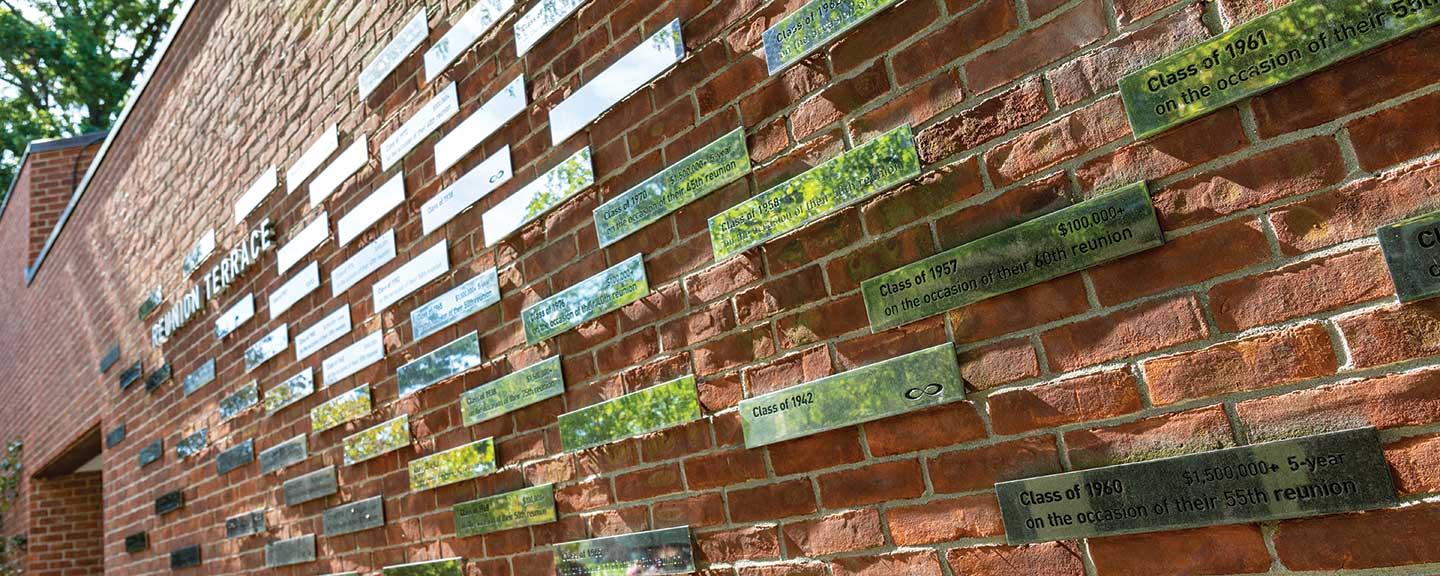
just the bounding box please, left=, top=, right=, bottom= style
left=995, top=428, right=1399, bottom=544
left=553, top=526, right=694, bottom=576
left=1378, top=209, right=1440, bottom=302
left=558, top=374, right=702, bottom=452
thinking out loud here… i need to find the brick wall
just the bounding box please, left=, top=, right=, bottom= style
left=0, top=0, right=1437, bottom=574
left=22, top=139, right=104, bottom=267
left=26, top=472, right=104, bottom=576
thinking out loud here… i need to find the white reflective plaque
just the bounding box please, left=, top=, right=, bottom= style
left=310, top=136, right=369, bottom=207
left=270, top=261, right=320, bottom=320
left=422, top=147, right=512, bottom=236
left=337, top=173, right=405, bottom=247
left=358, top=10, right=429, bottom=99
left=323, top=331, right=385, bottom=387
left=182, top=359, right=216, bottom=396
left=276, top=212, right=330, bottom=275
left=234, top=167, right=280, bottom=224
left=181, top=229, right=216, bottom=277
left=380, top=84, right=460, bottom=171
left=411, top=268, right=501, bottom=341
left=332, top=230, right=397, bottom=297
left=296, top=305, right=351, bottom=361
left=244, top=324, right=289, bottom=372
left=434, top=76, right=526, bottom=175
left=424, top=0, right=516, bottom=82
left=482, top=147, right=592, bottom=246
left=288, top=125, right=340, bottom=193
left=215, top=294, right=256, bottom=339
left=374, top=240, right=449, bottom=312
left=549, top=19, right=683, bottom=145
left=515, top=0, right=591, bottom=56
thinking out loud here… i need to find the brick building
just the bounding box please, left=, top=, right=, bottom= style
left=1, top=0, right=1439, bottom=574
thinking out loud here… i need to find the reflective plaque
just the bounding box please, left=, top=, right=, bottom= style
left=409, top=438, right=496, bottom=491
left=297, top=305, right=351, bottom=361
left=105, top=424, right=126, bottom=448
left=374, top=240, right=450, bottom=312
left=523, top=254, right=647, bottom=344
left=124, top=532, right=148, bottom=553
left=741, top=343, right=962, bottom=447
left=763, top=0, right=901, bottom=75
left=323, top=331, right=385, bottom=387
left=139, top=439, right=162, bottom=468
left=384, top=558, right=464, bottom=576
left=225, top=510, right=266, bottom=538
left=284, top=466, right=339, bottom=506
left=425, top=0, right=516, bottom=81
left=343, top=415, right=410, bottom=465
left=710, top=124, right=921, bottom=261
left=483, top=147, right=593, bottom=246
left=1121, top=0, right=1440, bottom=139
left=558, top=374, right=701, bottom=452
left=550, top=20, right=683, bottom=145
left=270, top=261, right=320, bottom=320
left=1379, top=209, right=1440, bottom=302
left=288, top=124, right=340, bottom=193
left=862, top=181, right=1162, bottom=332
left=454, top=484, right=556, bottom=537
left=99, top=344, right=120, bottom=373
left=324, top=495, right=386, bottom=536
left=277, top=211, right=330, bottom=274
left=312, top=384, right=373, bottom=433
left=182, top=228, right=216, bottom=276
left=332, top=229, right=396, bottom=297
left=176, top=429, right=207, bottom=460
left=118, top=361, right=142, bottom=390
left=144, top=363, right=172, bottom=392
left=381, top=83, right=460, bottom=170
left=266, top=368, right=316, bottom=415
left=170, top=545, right=201, bottom=569
left=338, top=173, right=405, bottom=247
left=181, top=359, right=215, bottom=396
left=399, top=331, right=482, bottom=396
left=216, top=439, right=255, bottom=476
left=997, top=428, right=1399, bottom=544
left=423, top=147, right=512, bottom=236
left=215, top=293, right=256, bottom=339
left=234, top=167, right=279, bottom=223
left=244, top=324, right=289, bottom=372
left=554, top=526, right=694, bottom=576
left=155, top=489, right=184, bottom=515
left=435, top=77, right=526, bottom=175
left=412, top=268, right=501, bottom=341
left=137, top=286, right=162, bottom=321
left=358, top=10, right=428, bottom=99
left=266, top=535, right=316, bottom=568
left=310, top=137, right=368, bottom=207
left=259, top=435, right=309, bottom=475
left=461, top=355, right=564, bottom=425
left=219, top=381, right=260, bottom=422
left=596, top=127, right=751, bottom=247
left=515, top=0, right=589, bottom=55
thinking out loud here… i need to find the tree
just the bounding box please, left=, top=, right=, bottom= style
left=0, top=0, right=181, bottom=194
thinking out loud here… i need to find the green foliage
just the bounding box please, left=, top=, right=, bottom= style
left=0, top=441, right=21, bottom=575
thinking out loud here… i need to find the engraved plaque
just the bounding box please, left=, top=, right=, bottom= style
left=425, top=0, right=516, bottom=81
left=523, top=254, right=647, bottom=344
left=332, top=230, right=396, bottom=297
left=374, top=240, right=449, bottom=312
left=266, top=368, right=315, bottom=414
left=550, top=20, right=682, bottom=145
left=312, top=384, right=373, bottom=433
left=244, top=324, right=289, bottom=372
left=434, top=76, right=526, bottom=175
left=181, top=359, right=215, bottom=396
left=182, top=228, right=216, bottom=276
left=270, top=261, right=320, bottom=320
left=710, top=124, right=921, bottom=261
left=358, top=10, right=428, bottom=98
left=323, top=331, right=385, bottom=387
left=1121, top=0, right=1440, bottom=139
left=412, top=268, right=501, bottom=341
left=118, top=361, right=142, bottom=390
left=288, top=124, right=339, bottom=193
left=310, top=137, right=368, bottom=207
left=297, top=305, right=351, bottom=361
left=323, top=495, right=386, bottom=536
left=454, top=484, right=556, bottom=537
left=997, top=428, right=1400, bottom=544
left=234, top=167, right=279, bottom=223
left=99, top=344, right=120, bottom=373
left=284, top=466, right=339, bottom=506
left=215, top=293, right=256, bottom=339
left=343, top=415, right=410, bottom=465
left=139, top=439, right=163, bottom=467
left=398, top=331, right=482, bottom=397
left=409, top=438, right=496, bottom=491
left=155, top=489, right=184, bottom=515
left=423, top=147, right=512, bottom=236
left=176, top=429, right=207, bottom=460
left=763, top=0, right=901, bottom=75
left=219, top=381, right=260, bottom=422
left=225, top=510, right=266, bottom=538
left=137, top=285, right=163, bottom=321
left=558, top=374, right=701, bottom=452
left=170, top=545, right=200, bottom=569
left=862, top=181, right=1163, bottom=332
left=515, top=0, right=589, bottom=55
left=337, top=173, right=405, bottom=247
left=461, top=355, right=564, bottom=425
left=216, top=439, right=255, bottom=476
left=259, top=435, right=308, bottom=475
left=596, top=127, right=751, bottom=247
left=741, top=343, right=961, bottom=447
left=483, top=147, right=593, bottom=246
left=380, top=83, right=460, bottom=170
left=384, top=558, right=464, bottom=576
left=554, top=526, right=694, bottom=576
left=277, top=211, right=330, bottom=274
left=265, top=534, right=316, bottom=568
left=124, top=531, right=148, bottom=553
left=1379, top=209, right=1440, bottom=302
left=143, top=363, right=171, bottom=392
left=105, top=424, right=126, bottom=448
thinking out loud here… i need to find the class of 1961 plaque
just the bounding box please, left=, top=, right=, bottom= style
left=452, top=484, right=556, bottom=537
left=1378, top=209, right=1440, bottom=302
left=995, top=428, right=1399, bottom=544
left=558, top=374, right=702, bottom=452
left=553, top=526, right=694, bottom=576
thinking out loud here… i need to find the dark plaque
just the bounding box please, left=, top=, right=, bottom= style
left=175, top=429, right=207, bottom=460
left=1378, top=210, right=1440, bottom=302
left=554, top=526, right=694, bottom=576
left=216, top=439, right=255, bottom=476
left=218, top=381, right=259, bottom=422
left=265, top=534, right=316, bottom=568
left=105, top=424, right=126, bottom=448
left=170, top=545, right=201, bottom=570
left=99, top=344, right=120, bottom=373
left=118, top=361, right=142, bottom=390
left=996, top=428, right=1399, bottom=544
left=138, top=439, right=162, bottom=468
left=155, top=489, right=184, bottom=515
left=323, top=495, right=386, bottom=536
left=225, top=510, right=266, bottom=538
left=284, top=466, right=339, bottom=506
left=259, top=435, right=308, bottom=475
left=144, top=363, right=172, bottom=392
left=124, top=531, right=148, bottom=553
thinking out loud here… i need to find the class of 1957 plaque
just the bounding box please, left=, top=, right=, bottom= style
left=553, top=526, right=694, bottom=576
left=523, top=254, right=648, bottom=344
left=558, top=374, right=702, bottom=452
left=461, top=355, right=565, bottom=425
left=452, top=484, right=556, bottom=537
left=995, top=428, right=1399, bottom=544
left=1378, top=209, right=1440, bottom=302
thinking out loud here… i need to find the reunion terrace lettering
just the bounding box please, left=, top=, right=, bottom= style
left=152, top=219, right=275, bottom=346
left=461, top=355, right=564, bottom=425
left=453, top=484, right=556, bottom=537
left=594, top=127, right=751, bottom=247
left=522, top=254, right=648, bottom=344
left=862, top=182, right=1163, bottom=332
left=708, top=124, right=920, bottom=261
left=763, top=0, right=902, bottom=75
left=558, top=374, right=701, bottom=452
left=997, top=428, right=1398, bottom=543
left=554, top=526, right=694, bottom=576
left=1120, top=0, right=1440, bottom=138
left=1378, top=209, right=1440, bottom=302
left=408, top=438, right=496, bottom=491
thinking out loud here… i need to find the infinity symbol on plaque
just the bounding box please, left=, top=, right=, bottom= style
left=904, top=383, right=945, bottom=400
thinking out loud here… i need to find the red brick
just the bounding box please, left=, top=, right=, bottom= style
left=1077, top=108, right=1248, bottom=194
left=930, top=437, right=1063, bottom=494
left=694, top=327, right=776, bottom=376
left=769, top=428, right=865, bottom=476
left=660, top=300, right=738, bottom=349
left=653, top=492, right=727, bottom=528
left=1153, top=137, right=1346, bottom=230
left=824, top=224, right=936, bottom=293
left=734, top=266, right=828, bottom=325
left=695, top=525, right=782, bottom=564
left=1143, top=322, right=1337, bottom=405
left=859, top=156, right=984, bottom=236
left=985, top=96, right=1131, bottom=187
left=684, top=449, right=768, bottom=491
left=828, top=0, right=939, bottom=73
left=831, top=550, right=944, bottom=576
left=791, top=61, right=891, bottom=140
left=1208, top=248, right=1392, bottom=332
left=945, top=542, right=1086, bottom=576
left=1235, top=367, right=1440, bottom=442
left=915, top=79, right=1049, bottom=164
left=965, top=0, right=1107, bottom=94
left=958, top=339, right=1041, bottom=391
left=1048, top=6, right=1211, bottom=107
left=1339, top=301, right=1440, bottom=369
left=781, top=509, right=885, bottom=556
left=1387, top=433, right=1440, bottom=496
left=1274, top=502, right=1440, bottom=570
left=737, top=562, right=828, bottom=576
left=1270, top=159, right=1440, bottom=255
left=848, top=72, right=965, bottom=143
left=817, top=459, right=925, bottom=508
left=949, top=274, right=1092, bottom=344
left=865, top=401, right=987, bottom=457
left=1064, top=405, right=1235, bottom=469
left=936, top=172, right=1076, bottom=249
left=891, top=0, right=1019, bottom=87
left=763, top=206, right=865, bottom=273
left=776, top=295, right=870, bottom=348
left=1040, top=295, right=1210, bottom=372
left=1349, top=91, right=1440, bottom=171
left=886, top=495, right=1003, bottom=545
left=728, top=480, right=818, bottom=523
left=744, top=345, right=835, bottom=397
left=1088, top=217, right=1271, bottom=306
left=834, top=316, right=947, bottom=370
left=1089, top=525, right=1270, bottom=576
left=990, top=370, right=1143, bottom=435
left=686, top=250, right=763, bottom=303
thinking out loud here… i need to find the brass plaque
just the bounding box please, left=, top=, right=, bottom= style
left=155, top=489, right=184, bottom=515
left=408, top=438, right=497, bottom=491
left=558, top=375, right=701, bottom=453
left=259, top=435, right=308, bottom=475
left=343, top=416, right=410, bottom=466
left=284, top=466, right=339, bottom=506
left=461, top=355, right=564, bottom=426
left=170, top=545, right=200, bottom=569
left=453, top=484, right=556, bottom=537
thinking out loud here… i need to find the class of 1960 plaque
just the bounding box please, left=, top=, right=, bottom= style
left=453, top=484, right=556, bottom=537
left=1378, top=209, right=1440, bottom=302
left=522, top=254, right=648, bottom=344
left=558, top=374, right=701, bottom=452
left=553, top=526, right=694, bottom=576
left=461, top=355, right=564, bottom=425
left=995, top=428, right=1399, bottom=544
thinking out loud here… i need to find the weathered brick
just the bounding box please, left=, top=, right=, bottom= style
left=886, top=494, right=1003, bottom=545
left=1208, top=248, right=1392, bottom=332
left=1089, top=525, right=1270, bottom=576
left=945, top=542, right=1086, bottom=576
left=1040, top=295, right=1210, bottom=372
left=930, top=437, right=1062, bottom=493
left=1064, top=405, right=1235, bottom=469
left=989, top=370, right=1143, bottom=435
left=1236, top=367, right=1440, bottom=442
left=1143, top=322, right=1337, bottom=405
left=781, top=509, right=885, bottom=557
